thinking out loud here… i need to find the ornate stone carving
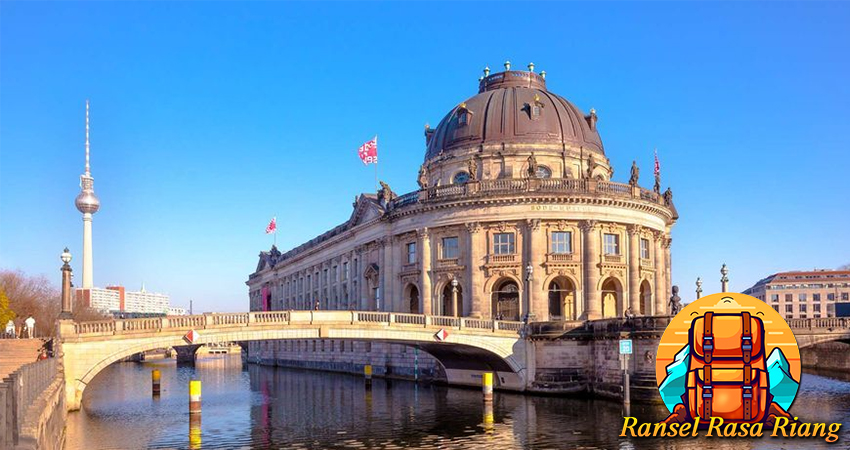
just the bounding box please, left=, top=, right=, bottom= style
left=417, top=164, right=429, bottom=189
left=526, top=218, right=541, bottom=231
left=663, top=187, right=673, bottom=206
left=579, top=220, right=598, bottom=233
left=668, top=285, right=682, bottom=315
left=465, top=222, right=481, bottom=234
left=585, top=154, right=596, bottom=179
left=494, top=221, right=509, bottom=233
left=629, top=160, right=639, bottom=186
left=627, top=224, right=643, bottom=235
left=416, top=227, right=429, bottom=239
left=526, top=153, right=538, bottom=178
left=467, top=158, right=479, bottom=182
left=377, top=180, right=396, bottom=206
left=553, top=220, right=570, bottom=231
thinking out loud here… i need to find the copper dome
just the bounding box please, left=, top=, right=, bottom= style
left=425, top=70, right=604, bottom=161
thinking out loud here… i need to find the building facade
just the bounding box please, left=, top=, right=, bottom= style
left=248, top=65, right=678, bottom=322
left=76, top=285, right=172, bottom=315
left=743, top=270, right=850, bottom=319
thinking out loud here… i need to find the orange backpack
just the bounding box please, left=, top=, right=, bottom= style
left=686, top=312, right=768, bottom=423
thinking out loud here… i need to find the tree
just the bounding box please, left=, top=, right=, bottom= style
left=0, top=269, right=61, bottom=336
left=0, top=286, right=15, bottom=328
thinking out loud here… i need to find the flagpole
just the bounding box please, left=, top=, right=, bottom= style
left=274, top=214, right=277, bottom=247
left=374, top=135, right=379, bottom=192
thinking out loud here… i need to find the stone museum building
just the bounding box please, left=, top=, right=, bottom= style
left=248, top=63, right=678, bottom=322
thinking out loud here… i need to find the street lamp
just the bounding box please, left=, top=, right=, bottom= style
left=451, top=278, right=459, bottom=317
left=525, top=263, right=534, bottom=323
left=60, top=247, right=73, bottom=319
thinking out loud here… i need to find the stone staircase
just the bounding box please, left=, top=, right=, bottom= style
left=0, top=339, right=45, bottom=379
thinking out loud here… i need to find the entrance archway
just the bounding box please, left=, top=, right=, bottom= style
left=492, top=279, right=520, bottom=321
left=639, top=280, right=653, bottom=315
left=440, top=283, right=463, bottom=316
left=406, top=284, right=420, bottom=313
left=548, top=277, right=577, bottom=321
left=601, top=278, right=623, bottom=318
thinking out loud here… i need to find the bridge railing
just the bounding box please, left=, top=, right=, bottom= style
left=66, top=310, right=525, bottom=338
left=787, top=317, right=850, bottom=330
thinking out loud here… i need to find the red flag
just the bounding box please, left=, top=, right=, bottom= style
left=357, top=136, right=378, bottom=165
left=654, top=149, right=660, bottom=176
left=265, top=217, right=276, bottom=234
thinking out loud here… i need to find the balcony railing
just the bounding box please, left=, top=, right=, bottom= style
left=547, top=253, right=574, bottom=262
left=603, top=254, right=624, bottom=264
left=488, top=254, right=517, bottom=264
left=393, top=178, right=669, bottom=211
left=437, top=258, right=460, bottom=267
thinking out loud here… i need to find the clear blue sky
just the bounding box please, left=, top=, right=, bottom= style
left=1, top=2, right=848, bottom=312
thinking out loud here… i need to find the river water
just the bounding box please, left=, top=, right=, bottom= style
left=65, top=356, right=850, bottom=449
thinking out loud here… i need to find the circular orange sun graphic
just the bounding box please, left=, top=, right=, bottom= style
left=656, top=292, right=801, bottom=414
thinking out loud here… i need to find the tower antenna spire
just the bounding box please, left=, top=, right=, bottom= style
left=85, top=99, right=91, bottom=176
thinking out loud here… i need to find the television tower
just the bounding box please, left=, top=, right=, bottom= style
left=74, top=100, right=100, bottom=288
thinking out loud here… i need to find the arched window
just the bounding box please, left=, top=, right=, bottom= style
left=453, top=171, right=470, bottom=185
left=492, top=279, right=520, bottom=321
left=548, top=278, right=576, bottom=321
left=457, top=102, right=472, bottom=127
left=535, top=165, right=552, bottom=179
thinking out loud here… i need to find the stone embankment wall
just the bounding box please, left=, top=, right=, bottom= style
left=0, top=358, right=66, bottom=450
left=801, top=340, right=850, bottom=372
left=246, top=339, right=444, bottom=381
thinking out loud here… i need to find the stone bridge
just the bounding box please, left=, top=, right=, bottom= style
left=785, top=317, right=850, bottom=348
left=57, top=311, right=526, bottom=411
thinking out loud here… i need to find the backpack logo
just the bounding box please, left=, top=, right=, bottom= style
left=656, top=292, right=800, bottom=427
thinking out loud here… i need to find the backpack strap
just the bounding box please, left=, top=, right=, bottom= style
left=703, top=365, right=713, bottom=419
left=741, top=312, right=753, bottom=420
left=703, top=312, right=714, bottom=364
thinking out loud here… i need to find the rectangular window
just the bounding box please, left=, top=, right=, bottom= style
left=771, top=294, right=779, bottom=302
left=551, top=231, right=572, bottom=254
left=603, top=233, right=620, bottom=255
left=332, top=266, right=338, bottom=282
left=493, top=233, right=515, bottom=255
left=813, top=303, right=821, bottom=312
left=828, top=293, right=835, bottom=301
left=800, top=304, right=807, bottom=313
left=407, top=242, right=417, bottom=264
left=843, top=293, right=849, bottom=301
left=799, top=293, right=807, bottom=302
left=442, top=237, right=459, bottom=259
left=772, top=305, right=779, bottom=312
left=785, top=304, right=793, bottom=313
left=813, top=293, right=820, bottom=302
left=640, top=238, right=650, bottom=259
left=343, top=262, right=349, bottom=280
left=785, top=294, right=793, bottom=302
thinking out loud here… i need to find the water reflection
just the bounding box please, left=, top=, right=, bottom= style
left=65, top=359, right=850, bottom=449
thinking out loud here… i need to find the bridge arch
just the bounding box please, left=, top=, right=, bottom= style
left=60, top=311, right=526, bottom=411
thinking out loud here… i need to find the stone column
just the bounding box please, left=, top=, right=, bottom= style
left=581, top=220, right=602, bottom=320
left=665, top=237, right=673, bottom=306
left=526, top=219, right=547, bottom=321
left=358, top=248, right=370, bottom=310
left=380, top=238, right=391, bottom=311
left=418, top=228, right=432, bottom=315
left=628, top=225, right=642, bottom=315
left=654, top=231, right=667, bottom=315
left=466, top=222, right=485, bottom=318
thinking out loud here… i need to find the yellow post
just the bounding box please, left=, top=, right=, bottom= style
left=482, top=372, right=494, bottom=402
left=151, top=369, right=161, bottom=396
left=189, top=380, right=202, bottom=414
left=483, top=401, right=494, bottom=433
left=364, top=364, right=373, bottom=389
left=189, top=413, right=202, bottom=449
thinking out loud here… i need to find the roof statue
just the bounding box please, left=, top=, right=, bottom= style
left=629, top=160, right=640, bottom=186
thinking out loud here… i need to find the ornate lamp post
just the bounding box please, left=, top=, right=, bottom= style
left=696, top=277, right=703, bottom=299
left=525, top=263, right=534, bottom=323
left=60, top=248, right=73, bottom=319
left=720, top=264, right=729, bottom=292
left=451, top=278, right=459, bottom=317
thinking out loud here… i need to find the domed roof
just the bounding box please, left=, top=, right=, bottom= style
left=425, top=69, right=604, bottom=161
